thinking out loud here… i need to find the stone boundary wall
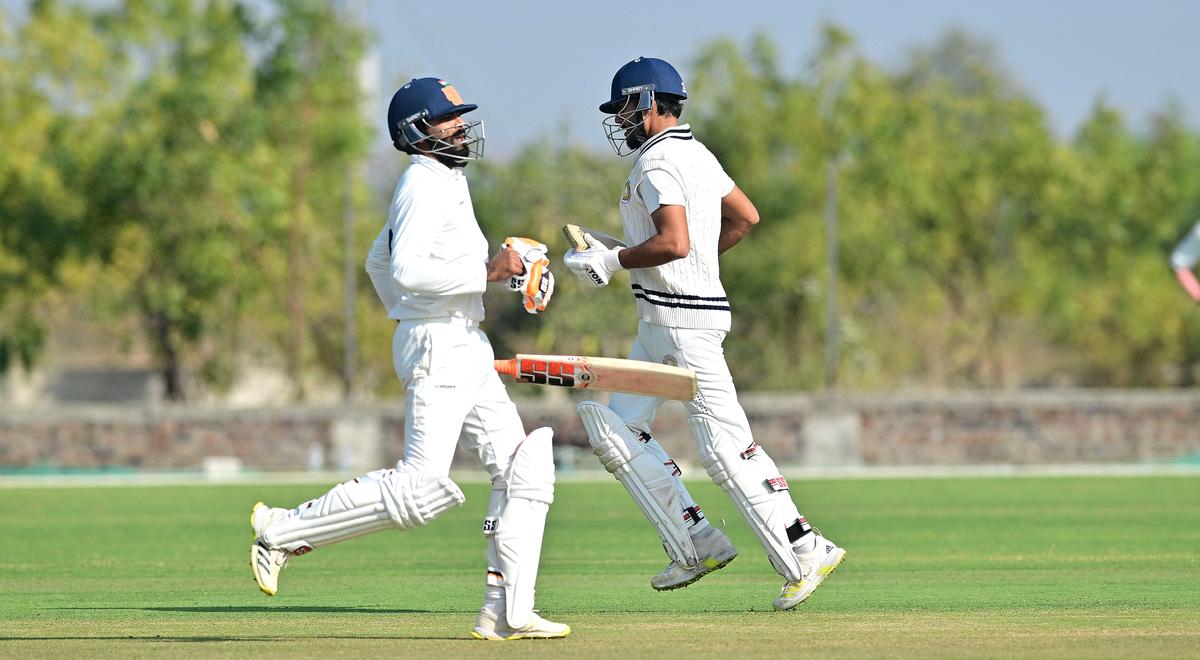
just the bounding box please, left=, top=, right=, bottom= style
left=3, top=390, right=1200, bottom=472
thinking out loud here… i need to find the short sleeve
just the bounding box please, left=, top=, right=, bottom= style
left=640, top=166, right=686, bottom=213
left=715, top=167, right=735, bottom=197
left=1171, top=221, right=1200, bottom=269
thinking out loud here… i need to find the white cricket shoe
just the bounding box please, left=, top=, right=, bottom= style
left=471, top=608, right=571, bottom=641
left=249, top=501, right=291, bottom=596
left=772, top=533, right=846, bottom=610
left=651, top=525, right=738, bottom=591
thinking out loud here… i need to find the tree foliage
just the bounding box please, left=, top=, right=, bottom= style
left=6, top=12, right=1200, bottom=396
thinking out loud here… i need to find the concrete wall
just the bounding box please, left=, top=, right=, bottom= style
left=3, top=390, right=1200, bottom=472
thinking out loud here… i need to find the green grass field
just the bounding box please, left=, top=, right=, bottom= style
left=1, top=474, right=1198, bottom=658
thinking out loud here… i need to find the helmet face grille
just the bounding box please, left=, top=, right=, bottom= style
left=403, top=118, right=486, bottom=163
left=601, top=90, right=653, bottom=157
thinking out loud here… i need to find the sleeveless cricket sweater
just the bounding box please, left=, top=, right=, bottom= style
left=619, top=125, right=736, bottom=331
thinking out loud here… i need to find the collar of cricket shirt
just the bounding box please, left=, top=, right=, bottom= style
left=410, top=154, right=465, bottom=180
left=638, top=123, right=694, bottom=156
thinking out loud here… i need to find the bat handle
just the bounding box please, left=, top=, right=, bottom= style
left=494, top=358, right=517, bottom=377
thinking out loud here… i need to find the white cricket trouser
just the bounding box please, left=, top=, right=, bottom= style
left=610, top=320, right=813, bottom=581
left=609, top=320, right=751, bottom=441
left=607, top=320, right=749, bottom=526
left=392, top=317, right=525, bottom=478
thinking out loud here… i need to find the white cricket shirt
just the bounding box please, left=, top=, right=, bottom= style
left=364, top=155, right=489, bottom=322
left=619, top=124, right=736, bottom=331
left=1171, top=219, right=1200, bottom=269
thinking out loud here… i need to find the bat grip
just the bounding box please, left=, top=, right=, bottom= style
left=494, top=359, right=517, bottom=377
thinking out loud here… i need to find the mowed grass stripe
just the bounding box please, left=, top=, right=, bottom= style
left=0, top=476, right=1196, bottom=657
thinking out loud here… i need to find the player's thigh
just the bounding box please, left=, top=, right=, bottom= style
left=400, top=375, right=475, bottom=476
left=458, top=329, right=526, bottom=479
left=672, top=327, right=754, bottom=440
left=395, top=323, right=476, bottom=476
left=608, top=329, right=666, bottom=433
left=461, top=374, right=526, bottom=480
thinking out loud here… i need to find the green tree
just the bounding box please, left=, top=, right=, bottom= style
left=78, top=0, right=259, bottom=399
left=0, top=0, right=116, bottom=374
left=247, top=0, right=371, bottom=399
left=688, top=34, right=830, bottom=388
left=862, top=30, right=1058, bottom=386
left=1033, top=101, right=1200, bottom=385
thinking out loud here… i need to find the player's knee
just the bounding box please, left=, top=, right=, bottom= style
left=578, top=401, right=643, bottom=473
left=393, top=458, right=452, bottom=479
left=380, top=470, right=465, bottom=529
left=506, top=427, right=555, bottom=505
left=692, top=414, right=744, bottom=485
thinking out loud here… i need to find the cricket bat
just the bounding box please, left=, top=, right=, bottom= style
left=562, top=224, right=627, bottom=251
left=494, top=354, right=697, bottom=401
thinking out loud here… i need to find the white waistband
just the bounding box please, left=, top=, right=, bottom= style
left=396, top=315, right=479, bottom=328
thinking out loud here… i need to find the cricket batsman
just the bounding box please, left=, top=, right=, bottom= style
left=563, top=57, right=846, bottom=610
left=248, top=77, right=569, bottom=640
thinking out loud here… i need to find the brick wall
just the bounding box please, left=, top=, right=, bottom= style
left=3, top=390, right=1200, bottom=471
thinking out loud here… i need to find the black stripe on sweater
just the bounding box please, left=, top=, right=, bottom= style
left=632, top=283, right=729, bottom=303
left=633, top=292, right=731, bottom=312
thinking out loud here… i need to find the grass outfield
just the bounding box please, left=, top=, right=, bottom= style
left=1, top=475, right=1197, bottom=658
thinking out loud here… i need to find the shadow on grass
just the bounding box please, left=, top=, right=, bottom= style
left=0, top=635, right=476, bottom=642
left=55, top=606, right=466, bottom=614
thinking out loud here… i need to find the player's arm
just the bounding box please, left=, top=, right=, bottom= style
left=717, top=185, right=759, bottom=255
left=617, top=204, right=690, bottom=269
left=562, top=166, right=689, bottom=286
left=389, top=186, right=487, bottom=296
left=1174, top=268, right=1200, bottom=302
left=614, top=165, right=691, bottom=269
left=365, top=223, right=401, bottom=310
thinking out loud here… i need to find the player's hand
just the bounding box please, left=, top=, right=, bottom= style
left=502, top=237, right=555, bottom=314
left=563, top=233, right=624, bottom=288
left=501, top=236, right=547, bottom=291
left=487, top=246, right=525, bottom=282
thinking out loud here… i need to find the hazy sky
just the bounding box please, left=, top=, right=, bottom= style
left=4, top=1, right=1195, bottom=158
left=363, top=0, right=1198, bottom=157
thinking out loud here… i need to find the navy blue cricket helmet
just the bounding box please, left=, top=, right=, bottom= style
left=387, top=77, right=482, bottom=158
left=600, top=57, right=687, bottom=156
left=599, top=57, right=687, bottom=114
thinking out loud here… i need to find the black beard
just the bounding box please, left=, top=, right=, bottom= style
left=434, top=142, right=471, bottom=168
left=624, top=124, right=647, bottom=150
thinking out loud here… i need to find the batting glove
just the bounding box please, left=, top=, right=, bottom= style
left=563, top=233, right=624, bottom=288
left=502, top=237, right=555, bottom=314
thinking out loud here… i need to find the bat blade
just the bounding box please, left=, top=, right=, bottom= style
left=494, top=354, right=697, bottom=401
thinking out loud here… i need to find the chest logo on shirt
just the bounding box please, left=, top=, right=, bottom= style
left=621, top=181, right=631, bottom=204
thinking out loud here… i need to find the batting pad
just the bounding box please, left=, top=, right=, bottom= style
left=263, top=469, right=465, bottom=553
left=691, top=414, right=806, bottom=581
left=578, top=401, right=699, bottom=568
left=484, top=427, right=555, bottom=629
